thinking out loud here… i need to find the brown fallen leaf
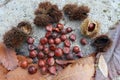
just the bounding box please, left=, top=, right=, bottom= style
left=55, top=59, right=75, bottom=65
left=0, top=42, right=18, bottom=70
left=6, top=64, right=46, bottom=80
left=53, top=55, right=95, bottom=80
left=0, top=64, right=8, bottom=80
left=95, top=24, right=120, bottom=80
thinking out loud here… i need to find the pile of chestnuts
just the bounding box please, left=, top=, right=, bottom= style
left=21, top=23, right=88, bottom=75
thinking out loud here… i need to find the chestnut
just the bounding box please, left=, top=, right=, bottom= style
left=37, top=44, right=44, bottom=51
left=51, top=32, right=58, bottom=39
left=73, top=46, right=80, bottom=53
left=60, top=35, right=67, bottom=41
left=46, top=24, right=53, bottom=32
left=20, top=60, right=28, bottom=69
left=63, top=47, right=70, bottom=54
left=48, top=38, right=54, bottom=44
left=48, top=52, right=54, bottom=57
left=54, top=38, right=61, bottom=45
left=64, top=39, right=71, bottom=47
left=40, top=37, right=48, bottom=45
left=49, top=44, right=56, bottom=51
left=37, top=51, right=44, bottom=59
left=88, top=23, right=95, bottom=32
left=29, top=50, right=37, bottom=58
left=55, top=48, right=63, bottom=57
left=56, top=23, right=64, bottom=30
left=43, top=47, right=49, bottom=54
left=53, top=28, right=60, bottom=33
left=45, top=32, right=52, bottom=38
left=69, top=34, right=76, bottom=41
left=66, top=53, right=74, bottom=60
left=47, top=57, right=55, bottom=66
left=28, top=44, right=36, bottom=51
left=28, top=65, right=37, bottom=74
left=80, top=38, right=87, bottom=45
left=61, top=29, right=67, bottom=34
left=66, top=27, right=72, bottom=33
left=27, top=37, right=34, bottom=44
left=38, top=60, right=46, bottom=67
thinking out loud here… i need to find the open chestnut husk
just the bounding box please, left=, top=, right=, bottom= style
left=17, top=21, right=32, bottom=35
left=80, top=18, right=100, bottom=38
left=92, top=35, right=112, bottom=52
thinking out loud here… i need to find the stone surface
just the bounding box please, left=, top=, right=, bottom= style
left=0, top=0, right=120, bottom=56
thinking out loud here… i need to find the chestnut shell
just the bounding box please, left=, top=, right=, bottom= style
left=34, top=2, right=62, bottom=26
left=3, top=27, right=28, bottom=48
left=17, top=21, right=32, bottom=35
left=92, top=35, right=112, bottom=52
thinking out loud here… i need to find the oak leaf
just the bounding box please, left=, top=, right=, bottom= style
left=0, top=43, right=18, bottom=70
left=53, top=55, right=95, bottom=80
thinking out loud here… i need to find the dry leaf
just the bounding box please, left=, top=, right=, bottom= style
left=98, top=55, right=108, bottom=78
left=0, top=64, right=8, bottom=80
left=6, top=64, right=46, bottom=80
left=53, top=55, right=95, bottom=80
left=0, top=43, right=18, bottom=70
left=95, top=24, right=120, bottom=80
left=55, top=59, right=75, bottom=65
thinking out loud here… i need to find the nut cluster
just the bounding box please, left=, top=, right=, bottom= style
left=34, top=2, right=62, bottom=26
left=26, top=23, right=82, bottom=75
left=63, top=4, right=90, bottom=20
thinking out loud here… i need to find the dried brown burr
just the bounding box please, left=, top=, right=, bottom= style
left=63, top=4, right=77, bottom=16
left=3, top=27, right=27, bottom=48
left=34, top=2, right=62, bottom=26
left=70, top=6, right=90, bottom=20
left=92, top=35, right=112, bottom=52
left=63, top=4, right=90, bottom=20
left=34, top=14, right=52, bottom=27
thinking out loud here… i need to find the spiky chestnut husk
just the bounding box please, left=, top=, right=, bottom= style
left=92, top=35, right=112, bottom=52
left=34, top=2, right=62, bottom=26
left=48, top=5, right=62, bottom=23
left=38, top=2, right=52, bottom=10
left=63, top=4, right=77, bottom=15
left=63, top=4, right=90, bottom=21
left=35, top=8, right=47, bottom=15
left=34, top=14, right=52, bottom=26
left=3, top=27, right=28, bottom=48
left=17, top=21, right=32, bottom=35
left=35, top=2, right=52, bottom=15
left=70, top=6, right=90, bottom=20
